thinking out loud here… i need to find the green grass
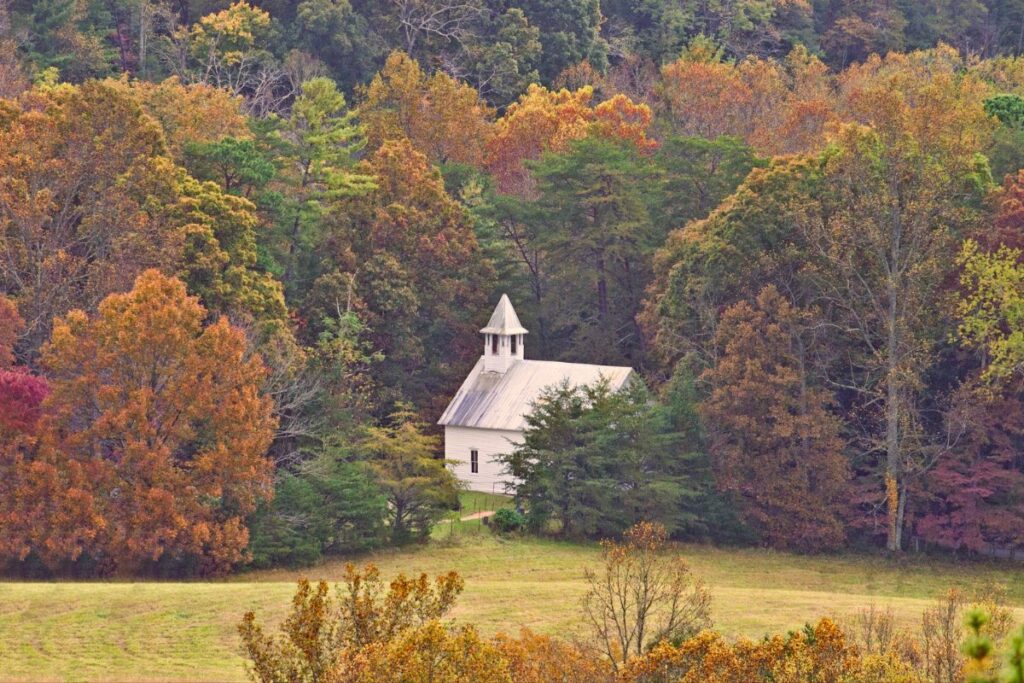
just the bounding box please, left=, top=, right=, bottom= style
left=2, top=530, right=1024, bottom=681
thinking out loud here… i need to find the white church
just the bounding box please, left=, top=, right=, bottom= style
left=438, top=294, right=634, bottom=493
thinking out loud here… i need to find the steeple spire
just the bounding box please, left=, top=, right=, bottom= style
left=481, top=294, right=527, bottom=373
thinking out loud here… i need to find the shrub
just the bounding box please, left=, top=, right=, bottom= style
left=491, top=508, right=526, bottom=534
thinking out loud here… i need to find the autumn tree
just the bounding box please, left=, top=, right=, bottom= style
left=699, top=286, right=849, bottom=552
left=0, top=80, right=184, bottom=353
left=657, top=42, right=835, bottom=157
left=802, top=123, right=982, bottom=552
left=618, top=618, right=914, bottom=683
left=582, top=521, right=712, bottom=672
left=166, top=1, right=287, bottom=114
left=0, top=78, right=288, bottom=356
left=317, top=138, right=493, bottom=411
left=0, top=270, right=276, bottom=574
left=493, top=629, right=612, bottom=683
left=640, top=155, right=824, bottom=373
left=238, top=565, right=464, bottom=681
left=917, top=385, right=1024, bottom=554
left=0, top=296, right=48, bottom=438
left=485, top=84, right=655, bottom=197
left=116, top=76, right=251, bottom=161
left=359, top=51, right=494, bottom=168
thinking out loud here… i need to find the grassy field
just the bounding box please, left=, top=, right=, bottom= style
left=2, top=502, right=1024, bottom=681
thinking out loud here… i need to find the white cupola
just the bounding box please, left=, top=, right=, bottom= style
left=480, top=294, right=527, bottom=374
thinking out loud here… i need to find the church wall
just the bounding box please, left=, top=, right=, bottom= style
left=444, top=425, right=523, bottom=495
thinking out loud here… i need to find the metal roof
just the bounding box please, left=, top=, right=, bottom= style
left=479, top=294, right=528, bottom=335
left=438, top=358, right=635, bottom=431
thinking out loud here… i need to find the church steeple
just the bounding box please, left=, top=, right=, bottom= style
left=480, top=294, right=527, bottom=373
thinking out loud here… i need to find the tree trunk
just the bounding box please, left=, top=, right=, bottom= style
left=885, top=197, right=903, bottom=552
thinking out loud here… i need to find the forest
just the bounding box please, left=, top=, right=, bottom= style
left=4, top=0, right=1024, bottom=579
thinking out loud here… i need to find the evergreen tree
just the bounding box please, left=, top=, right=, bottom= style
left=501, top=379, right=698, bottom=538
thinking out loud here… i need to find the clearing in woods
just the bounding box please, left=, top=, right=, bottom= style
left=1, top=493, right=1023, bottom=682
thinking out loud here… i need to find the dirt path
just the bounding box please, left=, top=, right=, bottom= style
left=460, top=510, right=494, bottom=521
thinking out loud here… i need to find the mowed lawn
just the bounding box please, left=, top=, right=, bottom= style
left=2, top=515, right=1024, bottom=681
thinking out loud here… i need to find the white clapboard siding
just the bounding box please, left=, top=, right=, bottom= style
left=444, top=425, right=522, bottom=494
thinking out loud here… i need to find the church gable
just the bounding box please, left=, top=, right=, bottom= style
left=438, top=295, right=634, bottom=433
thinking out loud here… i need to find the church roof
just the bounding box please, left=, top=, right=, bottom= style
left=479, top=294, right=528, bottom=335
left=438, top=358, right=634, bottom=432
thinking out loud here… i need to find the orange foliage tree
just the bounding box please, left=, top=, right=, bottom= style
left=620, top=618, right=922, bottom=683
left=0, top=270, right=276, bottom=574
left=699, top=286, right=849, bottom=552
left=485, top=84, right=656, bottom=196
left=582, top=522, right=712, bottom=671
left=657, top=44, right=836, bottom=157
left=359, top=51, right=495, bottom=167
left=0, top=80, right=185, bottom=351
left=317, top=138, right=493, bottom=411
left=239, top=565, right=466, bottom=681
left=114, top=76, right=251, bottom=160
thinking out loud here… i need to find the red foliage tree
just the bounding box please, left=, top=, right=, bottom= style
left=916, top=387, right=1024, bottom=553
left=0, top=297, right=48, bottom=436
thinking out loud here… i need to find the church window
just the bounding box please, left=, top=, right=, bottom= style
left=511, top=335, right=517, bottom=354
left=471, top=449, right=479, bottom=473
left=491, top=334, right=498, bottom=354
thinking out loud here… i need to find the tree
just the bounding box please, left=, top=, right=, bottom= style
left=112, top=76, right=251, bottom=161
left=654, top=135, right=764, bottom=234
left=0, top=78, right=286, bottom=357
left=318, top=138, right=493, bottom=412
left=292, top=0, right=382, bottom=95
left=0, top=270, right=276, bottom=574
left=493, top=629, right=612, bottom=683
left=9, top=0, right=113, bottom=80
left=485, top=84, right=655, bottom=197
left=640, top=155, right=824, bottom=374
left=0, top=80, right=184, bottom=354
left=459, top=7, right=541, bottom=106
left=0, top=296, right=48, bottom=437
left=174, top=169, right=289, bottom=330
left=918, top=386, right=1024, bottom=554
left=805, top=124, right=983, bottom=551
left=500, top=380, right=696, bottom=538
left=238, top=565, right=464, bottom=680
left=359, top=51, right=495, bottom=167
left=619, top=618, right=898, bottom=683
left=582, top=521, right=712, bottom=672
left=167, top=1, right=285, bottom=113
left=355, top=410, right=458, bottom=543
left=527, top=136, right=658, bottom=364
left=511, top=0, right=606, bottom=82
left=247, top=456, right=387, bottom=568
left=270, top=76, right=376, bottom=294
left=334, top=621, right=511, bottom=683
left=699, top=286, right=849, bottom=552
left=958, top=239, right=1024, bottom=382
